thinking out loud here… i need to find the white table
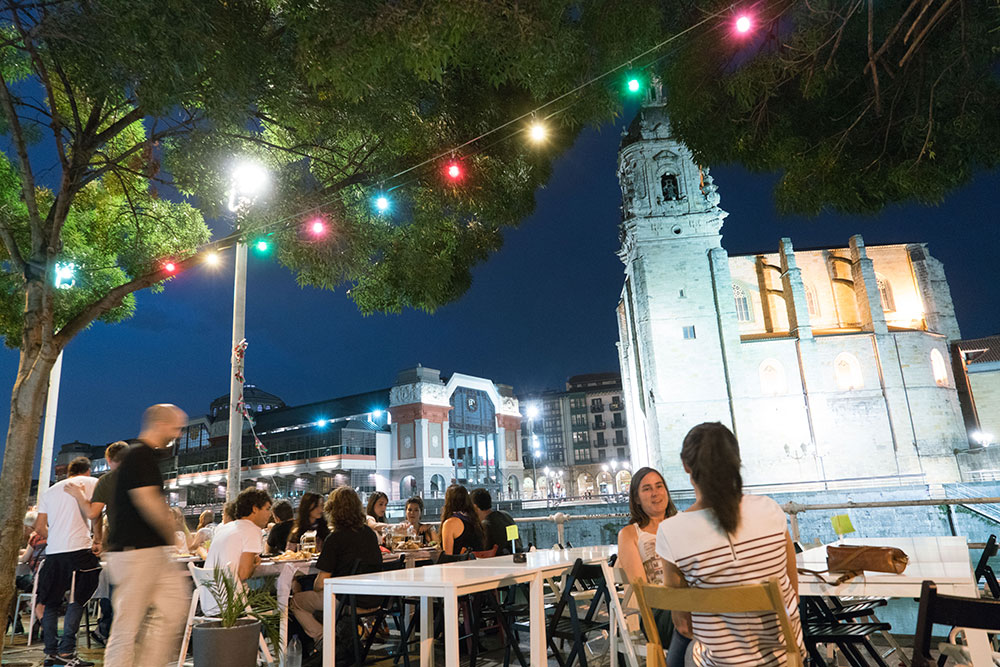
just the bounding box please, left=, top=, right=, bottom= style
left=322, top=545, right=616, bottom=667
left=797, top=536, right=992, bottom=666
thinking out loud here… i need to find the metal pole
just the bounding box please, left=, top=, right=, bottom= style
left=37, top=350, right=63, bottom=503
left=226, top=240, right=248, bottom=501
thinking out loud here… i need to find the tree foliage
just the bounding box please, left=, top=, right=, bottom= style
left=658, top=0, right=1000, bottom=215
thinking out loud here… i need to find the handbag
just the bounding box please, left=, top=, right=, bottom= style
left=798, top=544, right=909, bottom=585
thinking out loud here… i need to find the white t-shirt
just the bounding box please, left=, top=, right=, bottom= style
left=655, top=494, right=804, bottom=667
left=38, top=475, right=98, bottom=555
left=200, top=519, right=263, bottom=615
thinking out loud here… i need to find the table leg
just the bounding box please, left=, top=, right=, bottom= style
left=420, top=596, right=433, bottom=667
left=443, top=594, right=459, bottom=667
left=323, top=590, right=335, bottom=667
left=530, top=573, right=546, bottom=666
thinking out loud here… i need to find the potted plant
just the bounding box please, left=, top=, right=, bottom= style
left=192, top=566, right=282, bottom=666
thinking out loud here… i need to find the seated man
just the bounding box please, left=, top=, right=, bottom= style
left=265, top=500, right=294, bottom=555
left=290, top=487, right=381, bottom=662
left=470, top=488, right=521, bottom=555
left=201, top=488, right=272, bottom=615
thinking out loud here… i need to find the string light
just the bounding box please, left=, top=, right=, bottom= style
left=529, top=122, right=548, bottom=143
left=735, top=15, right=752, bottom=33
left=106, top=10, right=730, bottom=282
left=309, top=218, right=327, bottom=236
left=54, top=262, right=75, bottom=289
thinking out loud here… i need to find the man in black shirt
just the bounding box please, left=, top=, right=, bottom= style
left=104, top=404, right=191, bottom=667
left=470, top=488, right=521, bottom=555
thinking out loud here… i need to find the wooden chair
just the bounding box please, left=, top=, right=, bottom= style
left=632, top=577, right=803, bottom=667
left=912, top=580, right=1000, bottom=667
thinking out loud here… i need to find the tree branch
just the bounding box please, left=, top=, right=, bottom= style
left=0, top=72, right=44, bottom=256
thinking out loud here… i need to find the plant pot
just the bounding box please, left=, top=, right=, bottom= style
left=191, top=618, right=261, bottom=667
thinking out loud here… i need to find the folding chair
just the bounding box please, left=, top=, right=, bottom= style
left=600, top=561, right=645, bottom=667
left=512, top=558, right=611, bottom=667
left=177, top=563, right=275, bottom=667
left=632, top=576, right=804, bottom=667
left=912, top=580, right=1000, bottom=667
left=8, top=564, right=41, bottom=645
left=974, top=534, right=999, bottom=598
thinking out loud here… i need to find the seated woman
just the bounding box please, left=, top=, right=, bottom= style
left=187, top=509, right=216, bottom=553
left=400, top=496, right=437, bottom=545
left=440, top=484, right=483, bottom=556
left=617, top=467, right=690, bottom=667
left=366, top=491, right=389, bottom=526
left=290, top=487, right=382, bottom=661
left=170, top=507, right=193, bottom=554
left=287, top=492, right=330, bottom=552
left=656, top=423, right=804, bottom=666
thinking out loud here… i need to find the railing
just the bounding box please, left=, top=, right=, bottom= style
left=590, top=404, right=604, bottom=413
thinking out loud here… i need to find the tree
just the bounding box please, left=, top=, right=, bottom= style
left=657, top=0, right=1000, bottom=215
left=0, top=0, right=665, bottom=622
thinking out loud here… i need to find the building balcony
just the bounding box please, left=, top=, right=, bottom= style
left=592, top=421, right=605, bottom=430
left=610, top=402, right=624, bottom=411
left=612, top=419, right=625, bottom=429
left=590, top=404, right=604, bottom=413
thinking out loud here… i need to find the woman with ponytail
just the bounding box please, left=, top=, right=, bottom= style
left=655, top=423, right=803, bottom=666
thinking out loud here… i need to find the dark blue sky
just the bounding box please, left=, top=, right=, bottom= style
left=2, top=109, right=998, bottom=475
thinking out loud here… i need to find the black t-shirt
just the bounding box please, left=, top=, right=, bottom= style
left=448, top=512, right=483, bottom=555
left=109, top=441, right=168, bottom=550
left=482, top=510, right=520, bottom=555
left=91, top=470, right=119, bottom=549
left=316, top=525, right=382, bottom=606
left=266, top=520, right=294, bottom=554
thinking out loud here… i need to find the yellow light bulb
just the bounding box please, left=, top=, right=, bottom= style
left=204, top=251, right=220, bottom=267
left=529, top=122, right=548, bottom=143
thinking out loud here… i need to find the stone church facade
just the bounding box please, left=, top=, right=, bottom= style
left=616, top=91, right=966, bottom=491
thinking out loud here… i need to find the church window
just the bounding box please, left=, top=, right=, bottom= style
left=661, top=174, right=681, bottom=201
left=759, top=359, right=787, bottom=396
left=930, top=349, right=949, bottom=387
left=733, top=285, right=752, bottom=322
left=876, top=274, right=895, bottom=312
left=834, top=353, right=864, bottom=391
left=682, top=325, right=696, bottom=340
left=804, top=283, right=820, bottom=317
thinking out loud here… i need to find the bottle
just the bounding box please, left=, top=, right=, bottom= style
left=285, top=635, right=302, bottom=667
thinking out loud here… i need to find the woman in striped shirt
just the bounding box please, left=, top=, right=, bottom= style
left=655, top=423, right=804, bottom=666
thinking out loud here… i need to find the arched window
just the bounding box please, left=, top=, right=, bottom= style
left=661, top=174, right=681, bottom=201
left=804, top=282, right=820, bottom=317
left=733, top=284, right=752, bottom=323
left=930, top=349, right=949, bottom=387
left=876, top=274, right=895, bottom=312
left=759, top=359, right=788, bottom=396
left=834, top=352, right=864, bottom=391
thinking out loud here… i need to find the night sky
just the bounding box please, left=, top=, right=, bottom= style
left=2, top=105, right=998, bottom=477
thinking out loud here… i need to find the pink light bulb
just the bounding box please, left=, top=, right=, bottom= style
left=310, top=220, right=326, bottom=235
left=735, top=15, right=751, bottom=33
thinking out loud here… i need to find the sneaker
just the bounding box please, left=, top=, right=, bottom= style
left=44, top=655, right=95, bottom=667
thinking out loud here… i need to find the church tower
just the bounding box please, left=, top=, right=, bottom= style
left=615, top=84, right=741, bottom=487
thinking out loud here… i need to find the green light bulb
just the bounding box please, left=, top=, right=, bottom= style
left=255, top=240, right=269, bottom=252
left=627, top=78, right=641, bottom=93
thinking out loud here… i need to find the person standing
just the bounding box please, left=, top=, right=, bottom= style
left=35, top=456, right=100, bottom=667
left=103, top=404, right=191, bottom=667
left=64, top=440, right=129, bottom=645
left=470, top=488, right=519, bottom=555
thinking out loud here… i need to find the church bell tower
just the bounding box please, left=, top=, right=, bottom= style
left=615, top=81, right=741, bottom=488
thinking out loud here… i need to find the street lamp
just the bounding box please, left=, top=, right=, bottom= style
left=526, top=403, right=540, bottom=497
left=225, top=160, right=268, bottom=501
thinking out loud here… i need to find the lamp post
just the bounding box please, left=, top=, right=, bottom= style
left=526, top=404, right=540, bottom=498
left=225, top=161, right=268, bottom=502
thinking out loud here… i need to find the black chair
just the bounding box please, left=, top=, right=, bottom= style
left=912, top=580, right=1000, bottom=667
left=800, top=595, right=892, bottom=667
left=511, top=557, right=611, bottom=667
left=357, top=556, right=409, bottom=663
left=973, top=534, right=999, bottom=598
left=336, top=556, right=401, bottom=666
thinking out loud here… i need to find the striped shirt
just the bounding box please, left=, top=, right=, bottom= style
left=655, top=495, right=804, bottom=667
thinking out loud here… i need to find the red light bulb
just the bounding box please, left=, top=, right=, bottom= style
left=310, top=219, right=326, bottom=236
left=164, top=261, right=176, bottom=273
left=446, top=162, right=462, bottom=180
